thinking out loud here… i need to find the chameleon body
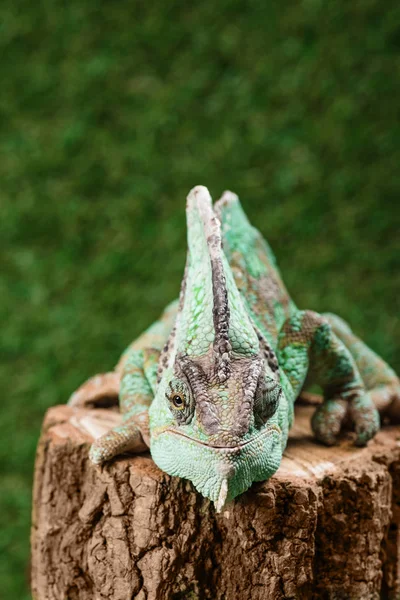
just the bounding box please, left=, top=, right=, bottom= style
left=69, top=186, right=400, bottom=511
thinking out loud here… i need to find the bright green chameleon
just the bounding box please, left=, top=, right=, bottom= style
left=69, top=186, right=400, bottom=511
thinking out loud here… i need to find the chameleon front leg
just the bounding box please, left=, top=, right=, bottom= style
left=323, top=313, right=400, bottom=423
left=68, top=301, right=177, bottom=463
left=89, top=347, right=159, bottom=464
left=278, top=310, right=380, bottom=446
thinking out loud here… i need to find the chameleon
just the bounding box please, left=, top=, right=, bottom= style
left=69, top=185, right=400, bottom=512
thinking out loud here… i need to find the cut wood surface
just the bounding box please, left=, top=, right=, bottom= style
left=31, top=404, right=400, bottom=600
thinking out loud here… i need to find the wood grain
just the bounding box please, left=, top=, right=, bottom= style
left=31, top=404, right=400, bottom=599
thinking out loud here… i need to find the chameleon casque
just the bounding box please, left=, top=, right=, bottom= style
left=69, top=185, right=400, bottom=512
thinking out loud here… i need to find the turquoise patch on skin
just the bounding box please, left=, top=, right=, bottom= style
left=150, top=426, right=283, bottom=504
left=290, top=312, right=304, bottom=333
left=246, top=252, right=267, bottom=279
left=330, top=353, right=355, bottom=380
left=314, top=323, right=332, bottom=352
left=273, top=301, right=285, bottom=331
left=278, top=344, right=308, bottom=393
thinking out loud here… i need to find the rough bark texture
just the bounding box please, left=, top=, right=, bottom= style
left=31, top=404, right=400, bottom=600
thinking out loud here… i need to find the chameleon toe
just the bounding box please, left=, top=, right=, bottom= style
left=350, top=397, right=380, bottom=446
left=311, top=399, right=348, bottom=446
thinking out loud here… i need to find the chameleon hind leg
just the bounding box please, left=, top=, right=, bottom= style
left=323, top=313, right=400, bottom=423
left=89, top=347, right=159, bottom=464
left=278, top=310, right=380, bottom=446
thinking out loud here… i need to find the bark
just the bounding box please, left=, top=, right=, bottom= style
left=31, top=404, right=400, bottom=600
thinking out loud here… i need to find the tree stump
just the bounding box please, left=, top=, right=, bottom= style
left=31, top=403, right=400, bottom=600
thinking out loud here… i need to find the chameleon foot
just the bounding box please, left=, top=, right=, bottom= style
left=89, top=416, right=148, bottom=465
left=311, top=399, right=348, bottom=446
left=68, top=372, right=120, bottom=409
left=372, top=383, right=400, bottom=424
left=312, top=393, right=379, bottom=447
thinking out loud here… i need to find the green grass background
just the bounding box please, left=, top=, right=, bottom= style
left=1, top=1, right=399, bottom=597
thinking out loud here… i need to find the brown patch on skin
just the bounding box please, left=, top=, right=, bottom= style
left=280, top=310, right=327, bottom=346
left=174, top=349, right=220, bottom=435
left=210, top=253, right=232, bottom=382
left=200, top=198, right=232, bottom=382
left=173, top=349, right=272, bottom=445
left=229, top=251, right=292, bottom=341
left=255, top=328, right=280, bottom=377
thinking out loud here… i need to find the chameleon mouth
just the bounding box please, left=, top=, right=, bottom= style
left=158, top=423, right=281, bottom=451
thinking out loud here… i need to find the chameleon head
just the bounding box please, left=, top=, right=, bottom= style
left=149, top=186, right=287, bottom=511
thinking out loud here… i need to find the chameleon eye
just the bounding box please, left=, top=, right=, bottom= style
left=166, top=379, right=193, bottom=424
left=171, top=394, right=185, bottom=409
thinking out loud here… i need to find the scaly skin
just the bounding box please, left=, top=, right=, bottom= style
left=69, top=186, right=400, bottom=511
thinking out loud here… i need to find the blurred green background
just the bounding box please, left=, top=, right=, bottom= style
left=1, top=0, right=399, bottom=597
